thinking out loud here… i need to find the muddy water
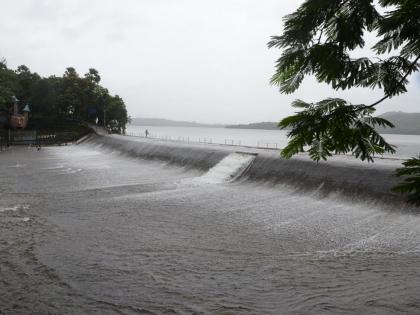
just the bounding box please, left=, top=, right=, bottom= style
left=0, top=144, right=419, bottom=314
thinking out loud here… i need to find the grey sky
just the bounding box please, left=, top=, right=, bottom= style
left=1, top=0, right=419, bottom=124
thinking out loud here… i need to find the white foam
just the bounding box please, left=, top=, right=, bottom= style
left=43, top=164, right=65, bottom=170
left=57, top=168, right=83, bottom=175
left=0, top=204, right=29, bottom=212
left=200, top=152, right=256, bottom=184
left=8, top=163, right=26, bottom=168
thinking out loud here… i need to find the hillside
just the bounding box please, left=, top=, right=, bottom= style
left=226, top=112, right=420, bottom=135
left=376, top=112, right=420, bottom=135
left=130, top=117, right=224, bottom=128
left=131, top=112, right=420, bottom=135
left=225, top=122, right=278, bottom=130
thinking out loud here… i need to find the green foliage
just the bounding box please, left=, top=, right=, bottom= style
left=279, top=98, right=395, bottom=162
left=0, top=61, right=129, bottom=133
left=269, top=0, right=420, bottom=98
left=0, top=61, right=17, bottom=111
left=270, top=0, right=420, bottom=204
left=393, top=157, right=420, bottom=206
left=103, top=94, right=129, bottom=134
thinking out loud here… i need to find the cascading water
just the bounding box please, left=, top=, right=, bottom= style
left=200, top=152, right=257, bottom=183
left=1, top=134, right=419, bottom=314
left=86, top=134, right=403, bottom=203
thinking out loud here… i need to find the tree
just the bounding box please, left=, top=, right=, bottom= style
left=0, top=60, right=17, bottom=112
left=0, top=61, right=129, bottom=133
left=269, top=0, right=419, bottom=162
left=84, top=68, right=101, bottom=85
left=15, top=65, right=41, bottom=108
left=83, top=68, right=102, bottom=121
left=104, top=95, right=128, bottom=134
left=31, top=76, right=61, bottom=117
left=57, top=67, right=84, bottom=119
left=269, top=0, right=420, bottom=203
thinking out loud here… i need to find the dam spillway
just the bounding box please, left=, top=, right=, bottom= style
left=0, top=135, right=419, bottom=314
left=87, top=134, right=404, bottom=203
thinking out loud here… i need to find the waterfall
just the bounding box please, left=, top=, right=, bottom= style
left=200, top=152, right=257, bottom=183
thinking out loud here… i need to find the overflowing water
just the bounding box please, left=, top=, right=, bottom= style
left=200, top=152, right=256, bottom=183
left=0, top=136, right=420, bottom=314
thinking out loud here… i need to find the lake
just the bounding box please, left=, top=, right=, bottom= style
left=127, top=125, right=420, bottom=158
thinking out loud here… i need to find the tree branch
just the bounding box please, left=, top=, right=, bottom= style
left=316, top=0, right=351, bottom=45
left=364, top=54, right=420, bottom=109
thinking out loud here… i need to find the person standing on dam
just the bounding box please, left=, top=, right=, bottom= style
left=145, top=129, right=149, bottom=137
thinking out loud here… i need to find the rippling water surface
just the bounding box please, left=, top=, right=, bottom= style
left=1, top=144, right=420, bottom=314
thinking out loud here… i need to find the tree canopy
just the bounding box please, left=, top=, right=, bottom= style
left=269, top=0, right=420, bottom=162
left=0, top=61, right=129, bottom=134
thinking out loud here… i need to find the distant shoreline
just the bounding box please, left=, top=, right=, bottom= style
left=130, top=111, right=420, bottom=135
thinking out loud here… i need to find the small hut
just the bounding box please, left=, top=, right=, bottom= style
left=10, top=97, right=30, bottom=129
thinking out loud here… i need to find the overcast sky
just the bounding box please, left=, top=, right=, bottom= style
left=1, top=0, right=419, bottom=124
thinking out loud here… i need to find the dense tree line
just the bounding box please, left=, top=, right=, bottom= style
left=0, top=60, right=129, bottom=133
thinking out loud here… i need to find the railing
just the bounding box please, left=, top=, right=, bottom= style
left=198, top=138, right=212, bottom=144
left=0, top=133, right=8, bottom=152
left=257, top=142, right=279, bottom=149
left=10, top=130, right=37, bottom=144
left=224, top=139, right=241, bottom=146
left=125, top=132, right=280, bottom=150
left=2, top=130, right=83, bottom=146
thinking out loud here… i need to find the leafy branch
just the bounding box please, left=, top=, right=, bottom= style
left=393, top=157, right=420, bottom=206
left=279, top=98, right=395, bottom=162
left=270, top=0, right=420, bottom=204
left=365, top=54, right=420, bottom=109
